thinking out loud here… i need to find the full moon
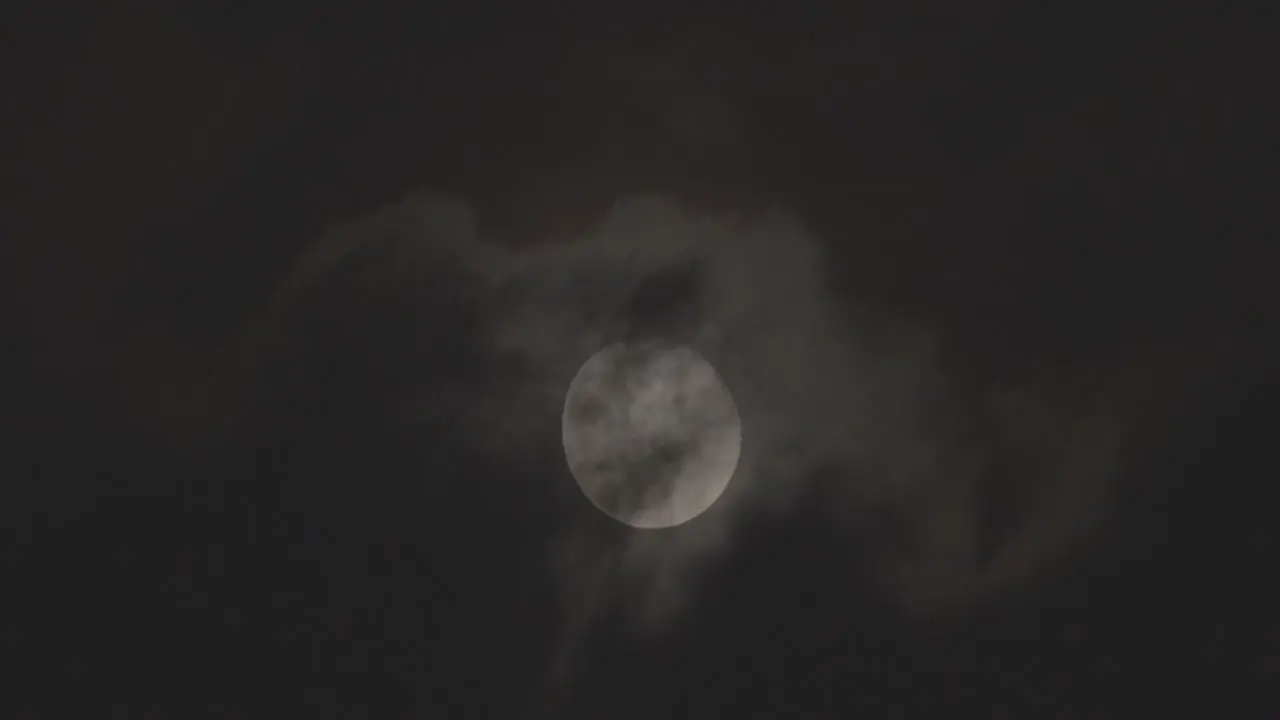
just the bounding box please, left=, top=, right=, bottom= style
left=561, top=341, right=742, bottom=529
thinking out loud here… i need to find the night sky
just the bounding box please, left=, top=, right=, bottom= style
left=7, top=2, right=1278, bottom=717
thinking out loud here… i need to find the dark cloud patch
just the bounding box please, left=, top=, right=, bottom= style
left=618, top=258, right=706, bottom=340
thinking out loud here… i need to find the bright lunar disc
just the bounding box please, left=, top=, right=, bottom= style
left=561, top=341, right=741, bottom=529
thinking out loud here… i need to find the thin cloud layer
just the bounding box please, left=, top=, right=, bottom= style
left=253, top=190, right=1188, bottom=717
left=258, top=190, right=1172, bottom=621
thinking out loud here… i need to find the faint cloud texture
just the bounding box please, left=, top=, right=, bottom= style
left=257, top=190, right=1182, bottom=717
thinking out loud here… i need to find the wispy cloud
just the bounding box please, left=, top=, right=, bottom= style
left=257, top=189, right=1182, bottom=713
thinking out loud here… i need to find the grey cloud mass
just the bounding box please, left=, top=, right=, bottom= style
left=241, top=181, right=1228, bottom=718
left=257, top=189, right=1190, bottom=648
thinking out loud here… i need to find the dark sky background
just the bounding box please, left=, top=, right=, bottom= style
left=6, top=2, right=1278, bottom=717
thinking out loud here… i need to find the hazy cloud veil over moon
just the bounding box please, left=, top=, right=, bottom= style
left=562, top=341, right=741, bottom=529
